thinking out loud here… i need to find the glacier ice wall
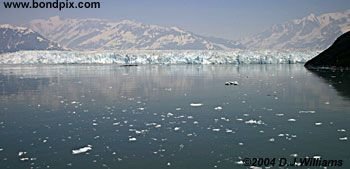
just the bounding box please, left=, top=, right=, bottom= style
left=0, top=50, right=320, bottom=64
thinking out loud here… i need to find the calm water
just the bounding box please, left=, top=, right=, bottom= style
left=0, top=65, right=349, bottom=169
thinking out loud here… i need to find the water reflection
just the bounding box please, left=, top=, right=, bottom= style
left=0, top=65, right=349, bottom=169
left=307, top=69, right=350, bottom=100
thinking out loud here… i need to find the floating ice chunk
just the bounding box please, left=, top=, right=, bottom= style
left=72, top=145, right=92, bottom=154
left=275, top=113, right=284, bottom=116
left=339, top=137, right=348, bottom=141
left=214, top=106, right=222, bottom=110
left=167, top=162, right=171, bottom=166
left=236, top=118, right=243, bottom=121
left=20, top=157, right=29, bottom=161
left=313, top=156, right=321, bottom=159
left=212, top=129, right=220, bottom=132
left=245, top=119, right=264, bottom=125
left=225, top=81, right=239, bottom=85
left=155, top=124, right=162, bottom=128
left=174, top=127, right=180, bottom=131
left=129, top=137, right=137, bottom=142
left=231, top=81, right=239, bottom=85
left=299, top=110, right=316, bottom=114
left=290, top=153, right=298, bottom=157
left=337, top=129, right=346, bottom=132
left=315, top=122, right=322, bottom=126
left=175, top=108, right=182, bottom=111
left=238, top=142, right=244, bottom=146
left=193, top=121, right=199, bottom=124
left=179, top=144, right=184, bottom=150
left=288, top=119, right=296, bottom=122
left=269, top=138, right=275, bottom=142
left=18, top=151, right=27, bottom=156
left=235, top=160, right=244, bottom=165
left=190, top=103, right=203, bottom=107
left=167, top=113, right=174, bottom=117
left=278, top=134, right=284, bottom=137
left=226, top=129, right=233, bottom=133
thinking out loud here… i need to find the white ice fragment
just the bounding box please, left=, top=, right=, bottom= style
left=226, top=129, right=233, bottom=133
left=339, top=137, right=348, bottom=141
left=175, top=108, right=181, bottom=111
left=129, top=137, right=137, bottom=142
left=167, top=162, right=171, bottom=166
left=18, top=151, right=27, bottom=156
left=245, top=119, right=264, bottom=125
left=235, top=161, right=244, bottom=165
left=315, top=122, right=322, bottom=126
left=269, top=138, right=275, bottom=142
left=212, top=129, right=220, bottom=132
left=324, top=102, right=330, bottom=105
left=155, top=124, right=162, bottom=128
left=193, top=121, right=199, bottom=124
left=288, top=119, right=296, bottom=122
left=174, top=127, right=180, bottom=131
left=275, top=113, right=284, bottom=116
left=290, top=153, right=298, bottom=157
left=313, top=156, right=321, bottom=159
left=299, top=110, right=316, bottom=114
left=190, top=103, right=203, bottom=107
left=337, top=129, right=346, bottom=132
left=72, top=145, right=92, bottom=155
left=214, top=106, right=222, bottom=110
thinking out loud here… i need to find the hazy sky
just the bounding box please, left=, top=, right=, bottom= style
left=1, top=0, right=349, bottom=39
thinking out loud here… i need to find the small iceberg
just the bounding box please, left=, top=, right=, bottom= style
left=174, top=127, right=181, bottom=131
left=225, top=81, right=239, bottom=86
left=72, top=145, right=93, bottom=155
left=339, top=137, right=348, bottom=141
left=129, top=137, right=137, bottom=142
left=190, top=103, right=203, bottom=107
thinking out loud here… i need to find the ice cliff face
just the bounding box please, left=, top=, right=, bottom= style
left=29, top=16, right=242, bottom=50
left=0, top=24, right=62, bottom=53
left=0, top=50, right=320, bottom=64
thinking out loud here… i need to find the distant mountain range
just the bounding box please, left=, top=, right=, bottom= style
left=0, top=24, right=62, bottom=53
left=241, top=9, right=350, bottom=49
left=28, top=16, right=243, bottom=50
left=0, top=9, right=349, bottom=53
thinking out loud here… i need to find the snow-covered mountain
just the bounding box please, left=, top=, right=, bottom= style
left=241, top=10, right=350, bottom=49
left=29, top=16, right=242, bottom=50
left=0, top=24, right=62, bottom=53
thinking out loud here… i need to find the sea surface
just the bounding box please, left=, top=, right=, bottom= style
left=0, top=64, right=349, bottom=169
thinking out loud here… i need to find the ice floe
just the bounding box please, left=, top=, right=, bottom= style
left=339, top=137, right=348, bottom=141
left=190, top=103, right=203, bottom=107
left=72, top=145, right=93, bottom=154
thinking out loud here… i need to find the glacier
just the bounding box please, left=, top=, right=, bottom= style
left=0, top=50, right=320, bottom=64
